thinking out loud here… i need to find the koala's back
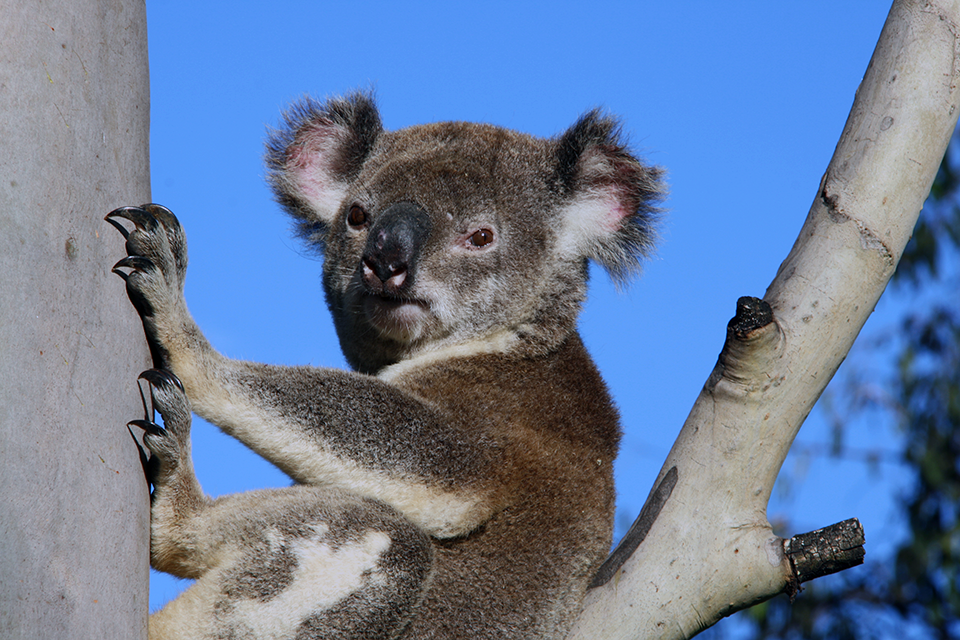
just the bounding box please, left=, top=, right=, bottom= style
left=388, top=334, right=619, bottom=638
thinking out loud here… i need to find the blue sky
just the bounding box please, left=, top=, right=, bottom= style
left=144, top=1, right=903, bottom=621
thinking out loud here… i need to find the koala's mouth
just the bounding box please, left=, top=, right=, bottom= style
left=362, top=294, right=430, bottom=342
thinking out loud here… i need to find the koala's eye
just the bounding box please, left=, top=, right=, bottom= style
left=347, top=205, right=367, bottom=228
left=469, top=228, right=494, bottom=248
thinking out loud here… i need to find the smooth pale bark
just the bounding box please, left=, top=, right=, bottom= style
left=569, top=1, right=960, bottom=638
left=0, top=1, right=151, bottom=638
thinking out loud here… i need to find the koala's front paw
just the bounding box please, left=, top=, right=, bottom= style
left=130, top=369, right=192, bottom=486
left=106, top=204, right=188, bottom=368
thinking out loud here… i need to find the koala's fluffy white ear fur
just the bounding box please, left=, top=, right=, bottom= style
left=266, top=94, right=383, bottom=240
left=552, top=111, right=665, bottom=283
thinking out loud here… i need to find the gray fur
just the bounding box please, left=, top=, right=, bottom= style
left=108, top=92, right=664, bottom=639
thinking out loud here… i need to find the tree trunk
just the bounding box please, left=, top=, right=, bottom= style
left=0, top=1, right=151, bottom=638
left=569, top=0, right=960, bottom=638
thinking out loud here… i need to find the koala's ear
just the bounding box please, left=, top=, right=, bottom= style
left=552, top=110, right=665, bottom=283
left=266, top=92, right=383, bottom=241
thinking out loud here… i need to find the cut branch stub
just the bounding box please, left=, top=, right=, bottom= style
left=783, top=518, right=865, bottom=599
left=729, top=295, right=774, bottom=336
left=708, top=295, right=782, bottom=391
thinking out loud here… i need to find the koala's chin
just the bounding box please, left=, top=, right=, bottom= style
left=362, top=294, right=431, bottom=343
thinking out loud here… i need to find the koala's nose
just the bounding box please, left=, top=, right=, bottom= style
left=361, top=202, right=432, bottom=293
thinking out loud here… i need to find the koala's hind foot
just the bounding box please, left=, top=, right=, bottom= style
left=131, top=369, right=211, bottom=575
left=132, top=370, right=434, bottom=640
left=133, top=369, right=192, bottom=478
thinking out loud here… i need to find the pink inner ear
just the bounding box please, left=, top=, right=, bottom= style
left=597, top=192, right=629, bottom=233
left=585, top=148, right=644, bottom=231
left=286, top=124, right=345, bottom=211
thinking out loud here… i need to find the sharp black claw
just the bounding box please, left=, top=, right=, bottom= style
left=140, top=204, right=180, bottom=228
left=138, top=368, right=169, bottom=386
left=105, top=206, right=159, bottom=231
left=139, top=368, right=185, bottom=392
left=104, top=215, right=131, bottom=239
left=112, top=255, right=156, bottom=272
left=128, top=419, right=165, bottom=437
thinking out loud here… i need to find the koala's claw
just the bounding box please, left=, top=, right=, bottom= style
left=104, top=203, right=187, bottom=279
left=139, top=368, right=185, bottom=393
left=112, top=255, right=160, bottom=318
left=105, top=203, right=172, bottom=233
left=128, top=418, right=165, bottom=438
left=111, top=255, right=157, bottom=277
left=104, top=213, right=132, bottom=239
left=134, top=369, right=192, bottom=474
left=137, top=369, right=190, bottom=436
left=105, top=206, right=163, bottom=253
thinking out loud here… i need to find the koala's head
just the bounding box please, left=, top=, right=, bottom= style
left=267, top=93, right=664, bottom=374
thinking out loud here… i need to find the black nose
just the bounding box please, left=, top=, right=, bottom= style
left=361, top=202, right=432, bottom=293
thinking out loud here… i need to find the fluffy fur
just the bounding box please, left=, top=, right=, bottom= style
left=108, top=92, right=664, bottom=639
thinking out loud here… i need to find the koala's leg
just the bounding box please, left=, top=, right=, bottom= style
left=136, top=370, right=434, bottom=640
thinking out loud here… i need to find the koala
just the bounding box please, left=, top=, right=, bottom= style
left=108, top=92, right=663, bottom=640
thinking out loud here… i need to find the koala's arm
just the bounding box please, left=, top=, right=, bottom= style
left=107, top=205, right=500, bottom=538
left=190, top=355, right=500, bottom=538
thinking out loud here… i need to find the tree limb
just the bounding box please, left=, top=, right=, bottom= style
left=784, top=518, right=866, bottom=599
left=0, top=2, right=151, bottom=637
left=569, top=1, right=960, bottom=638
